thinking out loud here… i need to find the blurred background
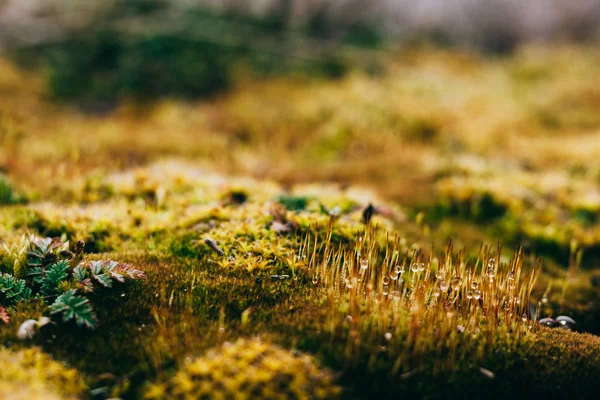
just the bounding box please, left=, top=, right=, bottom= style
left=1, top=0, right=600, bottom=330
left=1, top=0, right=600, bottom=105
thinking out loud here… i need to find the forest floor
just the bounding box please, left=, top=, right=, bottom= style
left=1, top=44, right=600, bottom=399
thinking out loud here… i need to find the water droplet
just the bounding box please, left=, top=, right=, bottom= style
left=508, top=271, right=515, bottom=281
left=382, top=275, right=390, bottom=285
left=390, top=270, right=399, bottom=280
left=411, top=263, right=419, bottom=272
left=392, top=291, right=401, bottom=300
left=474, top=290, right=482, bottom=300
left=419, top=263, right=425, bottom=272
left=312, top=276, right=319, bottom=284
left=452, top=276, right=463, bottom=290
left=218, top=325, right=225, bottom=334
left=432, top=289, right=441, bottom=297
left=466, top=290, right=473, bottom=299
left=346, top=315, right=353, bottom=322
left=436, top=269, right=445, bottom=280
left=488, top=258, right=496, bottom=268
left=486, top=267, right=496, bottom=279
left=382, top=285, right=389, bottom=296
left=521, top=313, right=527, bottom=322
left=360, top=259, right=369, bottom=270
left=541, top=296, right=548, bottom=304
left=398, top=265, right=405, bottom=274
left=471, top=281, right=479, bottom=290
left=121, top=293, right=125, bottom=297
left=439, top=280, right=448, bottom=291
left=514, top=296, right=520, bottom=305
left=384, top=332, right=392, bottom=341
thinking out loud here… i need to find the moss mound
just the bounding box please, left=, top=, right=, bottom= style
left=0, top=346, right=87, bottom=400
left=145, top=338, right=341, bottom=400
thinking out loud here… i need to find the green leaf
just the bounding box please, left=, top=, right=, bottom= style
left=0, top=273, right=32, bottom=306
left=89, top=261, right=112, bottom=288
left=27, top=267, right=44, bottom=283
left=50, top=289, right=97, bottom=329
left=72, top=264, right=88, bottom=282
left=40, top=260, right=70, bottom=296
left=101, top=260, right=124, bottom=282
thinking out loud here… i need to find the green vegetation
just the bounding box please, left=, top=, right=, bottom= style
left=0, top=346, right=87, bottom=399
left=145, top=338, right=341, bottom=399
left=10, top=3, right=383, bottom=105
left=1, top=235, right=145, bottom=330
left=0, top=41, right=600, bottom=398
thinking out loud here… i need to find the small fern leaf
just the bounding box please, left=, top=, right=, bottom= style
left=103, top=260, right=125, bottom=283
left=40, top=260, right=70, bottom=296
left=50, top=289, right=97, bottom=329
left=0, top=273, right=32, bottom=306
left=27, top=267, right=44, bottom=283
left=77, top=278, right=94, bottom=293
left=117, top=263, right=147, bottom=281
left=89, top=261, right=112, bottom=288
left=72, top=264, right=89, bottom=282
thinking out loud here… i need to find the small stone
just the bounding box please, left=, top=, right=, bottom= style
left=17, top=319, right=38, bottom=340
left=556, top=315, right=576, bottom=330
left=271, top=221, right=293, bottom=233
left=479, top=367, right=495, bottom=379
left=539, top=317, right=558, bottom=328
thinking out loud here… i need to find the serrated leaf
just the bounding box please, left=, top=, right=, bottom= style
left=88, top=261, right=112, bottom=288
left=77, top=278, right=94, bottom=293
left=50, top=289, right=97, bottom=329
left=103, top=260, right=125, bottom=283
left=40, top=260, right=70, bottom=296
left=0, top=273, right=32, bottom=306
left=114, top=262, right=146, bottom=281
left=92, top=272, right=112, bottom=288
left=27, top=267, right=44, bottom=284
left=72, top=264, right=88, bottom=282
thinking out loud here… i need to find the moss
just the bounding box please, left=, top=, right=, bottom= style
left=277, top=194, right=309, bottom=211
left=507, top=329, right=600, bottom=398
left=0, top=174, right=26, bottom=205
left=144, top=338, right=341, bottom=399
left=0, top=235, right=29, bottom=276
left=0, top=346, right=87, bottom=399
left=1, top=46, right=600, bottom=399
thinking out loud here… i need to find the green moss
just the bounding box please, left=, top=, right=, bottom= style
left=144, top=338, right=341, bottom=399
left=508, top=329, right=600, bottom=397
left=277, top=194, right=309, bottom=211
left=0, top=346, right=87, bottom=399
left=0, top=174, right=26, bottom=205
